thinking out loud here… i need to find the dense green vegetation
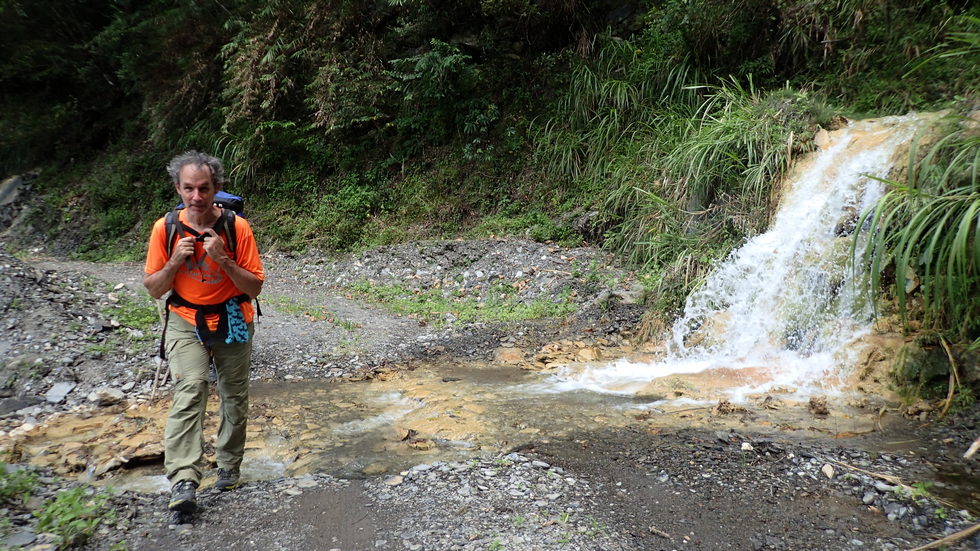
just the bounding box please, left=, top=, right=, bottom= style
left=857, top=18, right=980, bottom=352
left=0, top=461, right=37, bottom=505
left=0, top=0, right=977, bottom=341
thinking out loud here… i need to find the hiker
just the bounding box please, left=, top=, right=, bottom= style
left=143, top=150, right=264, bottom=517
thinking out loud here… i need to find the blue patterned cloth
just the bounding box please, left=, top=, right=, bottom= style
left=225, top=299, right=250, bottom=344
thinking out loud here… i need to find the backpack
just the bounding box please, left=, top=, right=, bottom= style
left=165, top=190, right=244, bottom=260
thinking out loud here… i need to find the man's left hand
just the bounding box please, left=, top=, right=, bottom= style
left=202, top=228, right=229, bottom=263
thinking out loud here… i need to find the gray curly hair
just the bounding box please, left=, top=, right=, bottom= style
left=166, top=150, right=226, bottom=187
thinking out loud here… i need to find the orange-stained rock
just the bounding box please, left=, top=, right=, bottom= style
left=495, top=346, right=525, bottom=364
left=576, top=347, right=601, bottom=362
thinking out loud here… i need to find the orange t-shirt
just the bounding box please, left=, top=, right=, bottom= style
left=144, top=210, right=264, bottom=330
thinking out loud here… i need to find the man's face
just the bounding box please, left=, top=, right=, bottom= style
left=175, top=164, right=218, bottom=216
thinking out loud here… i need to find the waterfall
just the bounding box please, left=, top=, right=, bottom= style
left=549, top=113, right=940, bottom=400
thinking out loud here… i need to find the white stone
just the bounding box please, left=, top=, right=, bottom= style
left=87, top=388, right=125, bottom=406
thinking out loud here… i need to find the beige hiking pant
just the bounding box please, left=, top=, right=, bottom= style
left=163, top=314, right=253, bottom=487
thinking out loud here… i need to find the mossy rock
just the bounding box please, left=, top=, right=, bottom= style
left=891, top=342, right=952, bottom=400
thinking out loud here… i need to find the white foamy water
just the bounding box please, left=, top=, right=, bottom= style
left=332, top=392, right=421, bottom=435
left=549, top=114, right=937, bottom=400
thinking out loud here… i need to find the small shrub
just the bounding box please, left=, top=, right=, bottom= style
left=0, top=462, right=38, bottom=506
left=103, top=295, right=159, bottom=332
left=35, top=486, right=114, bottom=549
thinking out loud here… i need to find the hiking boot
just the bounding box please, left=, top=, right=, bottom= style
left=168, top=480, right=198, bottom=513
left=214, top=468, right=240, bottom=491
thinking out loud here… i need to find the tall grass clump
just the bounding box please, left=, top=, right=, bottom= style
left=858, top=115, right=980, bottom=345
left=537, top=31, right=837, bottom=316
left=905, top=15, right=980, bottom=77
left=610, top=81, right=833, bottom=267
left=535, top=32, right=703, bottom=196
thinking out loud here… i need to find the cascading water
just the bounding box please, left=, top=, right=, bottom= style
left=549, top=113, right=941, bottom=400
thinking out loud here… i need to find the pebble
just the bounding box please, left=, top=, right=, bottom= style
left=365, top=454, right=629, bottom=550
left=384, top=476, right=404, bottom=486
left=875, top=481, right=897, bottom=492
left=295, top=477, right=319, bottom=489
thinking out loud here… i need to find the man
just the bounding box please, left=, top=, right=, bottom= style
left=144, top=150, right=264, bottom=517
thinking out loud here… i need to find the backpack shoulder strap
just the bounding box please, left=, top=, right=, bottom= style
left=216, top=208, right=238, bottom=260
left=164, top=207, right=184, bottom=258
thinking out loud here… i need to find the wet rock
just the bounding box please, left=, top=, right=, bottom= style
left=407, top=438, right=435, bottom=451
left=363, top=463, right=389, bottom=476
left=576, top=347, right=601, bottom=362
left=95, top=457, right=125, bottom=477
left=814, top=128, right=831, bottom=148
left=384, top=475, right=404, bottom=486
left=714, top=400, right=748, bottom=415
left=808, top=396, right=830, bottom=417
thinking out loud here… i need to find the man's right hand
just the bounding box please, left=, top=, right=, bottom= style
left=170, top=236, right=196, bottom=263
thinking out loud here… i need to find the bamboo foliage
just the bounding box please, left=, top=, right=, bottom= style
left=859, top=127, right=980, bottom=341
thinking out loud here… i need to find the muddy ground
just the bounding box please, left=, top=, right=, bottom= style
left=0, top=235, right=978, bottom=551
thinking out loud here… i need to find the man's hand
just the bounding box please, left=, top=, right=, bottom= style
left=144, top=235, right=197, bottom=300
left=200, top=227, right=263, bottom=298
left=202, top=228, right=229, bottom=262
left=171, top=236, right=196, bottom=263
